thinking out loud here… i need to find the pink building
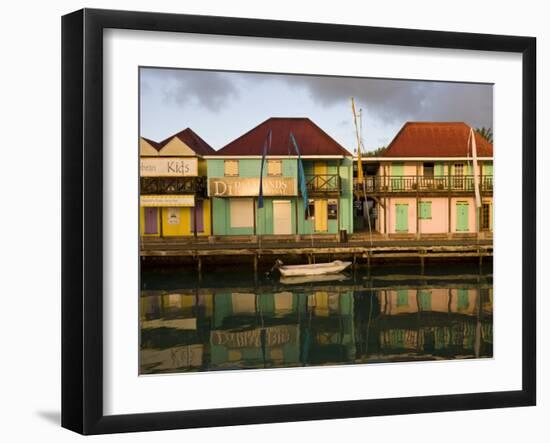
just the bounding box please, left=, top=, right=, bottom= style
left=354, top=122, right=493, bottom=238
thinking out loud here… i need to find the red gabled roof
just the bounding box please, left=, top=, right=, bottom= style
left=141, top=137, right=161, bottom=149
left=217, top=117, right=351, bottom=156
left=382, top=122, right=493, bottom=158
left=141, top=128, right=216, bottom=155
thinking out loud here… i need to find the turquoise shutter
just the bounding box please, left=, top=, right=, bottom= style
left=419, top=290, right=432, bottom=310
left=420, top=201, right=431, bottom=219
left=397, top=289, right=409, bottom=306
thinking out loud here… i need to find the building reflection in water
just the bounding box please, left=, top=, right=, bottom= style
left=140, top=272, right=493, bottom=374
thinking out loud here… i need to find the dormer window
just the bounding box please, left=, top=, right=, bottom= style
left=224, top=160, right=239, bottom=176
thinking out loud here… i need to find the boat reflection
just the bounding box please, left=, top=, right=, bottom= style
left=140, top=269, right=493, bottom=374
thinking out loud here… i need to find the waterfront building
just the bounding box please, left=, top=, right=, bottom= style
left=139, top=128, right=215, bottom=237
left=374, top=286, right=493, bottom=358
left=209, top=290, right=354, bottom=369
left=206, top=118, right=354, bottom=237
left=354, top=122, right=493, bottom=238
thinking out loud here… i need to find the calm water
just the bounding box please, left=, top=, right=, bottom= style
left=140, top=264, right=493, bottom=374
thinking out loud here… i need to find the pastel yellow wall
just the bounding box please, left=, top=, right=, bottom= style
left=139, top=199, right=212, bottom=237
left=201, top=199, right=212, bottom=236
left=162, top=207, right=192, bottom=236
left=158, top=137, right=196, bottom=156
left=140, top=138, right=159, bottom=156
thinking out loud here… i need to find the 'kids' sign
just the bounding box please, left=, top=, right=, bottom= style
left=140, top=157, right=198, bottom=177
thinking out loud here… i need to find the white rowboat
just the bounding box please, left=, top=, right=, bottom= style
left=280, top=273, right=350, bottom=285
left=276, top=260, right=352, bottom=277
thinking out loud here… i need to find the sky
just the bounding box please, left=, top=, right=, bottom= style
left=140, top=67, right=493, bottom=153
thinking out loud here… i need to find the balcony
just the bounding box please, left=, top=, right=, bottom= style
left=354, top=175, right=493, bottom=194
left=140, top=176, right=207, bottom=196
left=306, top=174, right=340, bottom=195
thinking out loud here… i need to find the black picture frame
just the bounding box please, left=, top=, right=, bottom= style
left=61, top=8, right=536, bottom=435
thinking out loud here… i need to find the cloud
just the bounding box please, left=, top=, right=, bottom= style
left=279, top=75, right=493, bottom=129
left=140, top=68, right=239, bottom=112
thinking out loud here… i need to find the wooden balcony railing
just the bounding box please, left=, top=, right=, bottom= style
left=306, top=174, right=340, bottom=194
left=140, top=177, right=207, bottom=196
left=354, top=175, right=493, bottom=193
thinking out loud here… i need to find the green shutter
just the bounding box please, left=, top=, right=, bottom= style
left=456, top=202, right=469, bottom=231
left=396, top=289, right=409, bottom=306
left=419, top=201, right=432, bottom=219
left=434, top=163, right=445, bottom=178
left=484, top=163, right=493, bottom=176
left=457, top=289, right=469, bottom=310
left=391, top=163, right=404, bottom=190
left=391, top=163, right=404, bottom=176
left=419, top=290, right=432, bottom=310
left=395, top=204, right=408, bottom=232
left=257, top=293, right=275, bottom=315
left=214, top=293, right=233, bottom=327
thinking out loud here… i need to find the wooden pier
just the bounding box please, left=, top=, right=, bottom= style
left=141, top=237, right=492, bottom=270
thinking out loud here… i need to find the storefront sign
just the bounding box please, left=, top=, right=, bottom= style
left=140, top=194, right=195, bottom=207
left=208, top=177, right=297, bottom=197
left=141, top=344, right=203, bottom=370
left=210, top=325, right=298, bottom=348
left=140, top=157, right=198, bottom=177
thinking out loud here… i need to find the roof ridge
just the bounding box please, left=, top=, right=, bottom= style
left=140, top=127, right=215, bottom=154
left=382, top=121, right=493, bottom=158
left=217, top=117, right=352, bottom=156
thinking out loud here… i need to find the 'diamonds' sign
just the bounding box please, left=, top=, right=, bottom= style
left=140, top=157, right=198, bottom=177
left=208, top=177, right=297, bottom=197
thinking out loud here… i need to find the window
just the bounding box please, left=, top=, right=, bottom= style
left=453, top=163, right=464, bottom=189
left=224, top=160, right=239, bottom=176
left=423, top=162, right=434, bottom=178
left=396, top=289, right=409, bottom=307
left=419, top=201, right=432, bottom=219
left=229, top=198, right=254, bottom=228
left=457, top=289, right=470, bottom=310
left=305, top=199, right=315, bottom=220
left=419, top=290, right=432, bottom=310
left=327, top=199, right=338, bottom=220
left=267, top=160, right=282, bottom=176
left=481, top=202, right=491, bottom=230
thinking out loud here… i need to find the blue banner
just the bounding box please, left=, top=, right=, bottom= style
left=257, top=130, right=272, bottom=209
left=289, top=132, right=308, bottom=210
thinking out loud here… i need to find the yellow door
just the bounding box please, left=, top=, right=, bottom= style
left=314, top=199, right=328, bottom=232
left=314, top=161, right=327, bottom=175
left=314, top=162, right=328, bottom=191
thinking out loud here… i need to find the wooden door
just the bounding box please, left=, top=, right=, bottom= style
left=314, top=199, right=328, bottom=232
left=191, top=200, right=204, bottom=234
left=273, top=200, right=292, bottom=235
left=144, top=207, right=158, bottom=235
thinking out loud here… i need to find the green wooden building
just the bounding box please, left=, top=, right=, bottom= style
left=205, top=118, right=354, bottom=237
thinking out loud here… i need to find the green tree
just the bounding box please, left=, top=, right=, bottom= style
left=364, top=146, right=387, bottom=157
left=476, top=127, right=493, bottom=144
